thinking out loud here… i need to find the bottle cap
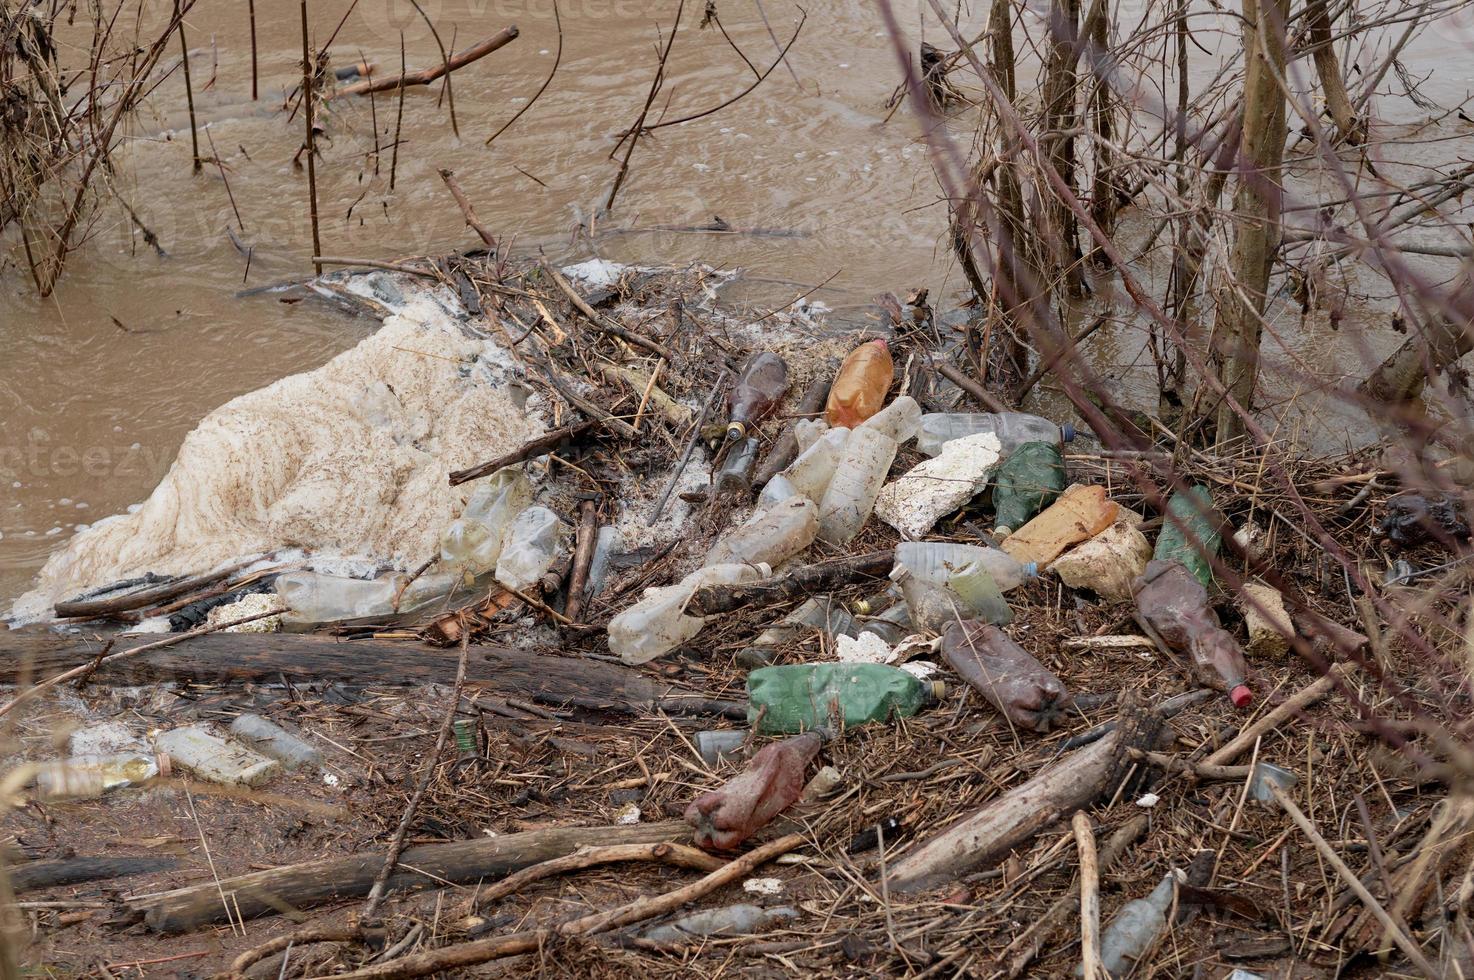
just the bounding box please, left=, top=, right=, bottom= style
left=928, top=680, right=947, bottom=702
left=873, top=338, right=889, bottom=352
left=1023, top=561, right=1038, bottom=578
left=1061, top=422, right=1076, bottom=443
left=725, top=421, right=748, bottom=442
left=1230, top=684, right=1253, bottom=709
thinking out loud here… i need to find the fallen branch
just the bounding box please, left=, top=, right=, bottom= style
left=10, top=856, right=178, bottom=893
left=1203, top=664, right=1349, bottom=767
left=933, top=359, right=1010, bottom=413
left=543, top=264, right=675, bottom=360
left=686, top=550, right=894, bottom=617
left=470, top=841, right=723, bottom=911
left=563, top=500, right=599, bottom=623
left=437, top=168, right=497, bottom=250
left=448, top=420, right=599, bottom=486
left=332, top=27, right=519, bottom=97
left=53, top=560, right=256, bottom=619
left=1073, top=811, right=1101, bottom=980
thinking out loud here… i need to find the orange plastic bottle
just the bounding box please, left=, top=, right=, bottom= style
left=825, top=339, right=893, bottom=428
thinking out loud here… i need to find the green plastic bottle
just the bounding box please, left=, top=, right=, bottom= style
left=1153, top=486, right=1220, bottom=586
left=992, top=441, right=1066, bottom=533
left=746, top=664, right=944, bottom=735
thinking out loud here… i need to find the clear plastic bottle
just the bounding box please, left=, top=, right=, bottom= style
left=495, top=506, right=568, bottom=591
left=817, top=426, right=897, bottom=546
left=1083, top=872, right=1178, bottom=978
left=917, top=412, right=1076, bottom=457
left=276, top=571, right=404, bottom=627
left=439, top=518, right=503, bottom=582
left=792, top=417, right=829, bottom=453
left=892, top=562, right=1012, bottom=632
left=894, top=541, right=1037, bottom=592
left=154, top=726, right=280, bottom=786
left=858, top=395, right=922, bottom=444
left=725, top=352, right=790, bottom=441
left=584, top=525, right=623, bottom=600
left=714, top=436, right=762, bottom=495
left=228, top=714, right=323, bottom=770
left=707, top=496, right=818, bottom=568
left=763, top=426, right=850, bottom=507
left=440, top=468, right=531, bottom=580
left=608, top=562, right=771, bottom=664
left=756, top=473, right=800, bottom=508
left=825, top=339, right=893, bottom=428
left=35, top=752, right=167, bottom=800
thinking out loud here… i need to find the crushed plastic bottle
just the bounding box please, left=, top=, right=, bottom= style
left=440, top=468, right=533, bottom=580
left=276, top=571, right=412, bottom=627
left=747, top=663, right=944, bottom=734
left=1080, top=871, right=1179, bottom=978
left=1050, top=520, right=1153, bottom=600
left=941, top=621, right=1069, bottom=732
left=761, top=426, right=850, bottom=508
left=708, top=496, right=819, bottom=569
left=1001, top=484, right=1119, bottom=567
left=739, top=596, right=861, bottom=665
left=228, top=714, right=323, bottom=770
left=154, top=726, right=280, bottom=786
left=495, top=506, right=568, bottom=591
left=1377, top=491, right=1471, bottom=550
left=875, top=431, right=1002, bottom=538
left=725, top=352, right=791, bottom=442
left=1153, top=486, right=1220, bottom=587
left=643, top=903, right=800, bottom=943
left=685, top=730, right=823, bottom=848
left=609, top=562, right=771, bottom=664
left=825, top=339, right=893, bottom=428
left=858, top=394, right=922, bottom=444
left=817, top=426, right=898, bottom=545
left=1134, top=559, right=1253, bottom=708
left=917, top=412, right=1076, bottom=457
left=894, top=541, right=1038, bottom=592
left=991, top=441, right=1067, bottom=534
left=892, top=563, right=1011, bottom=632
left=35, top=752, right=168, bottom=800
left=714, top=436, right=762, bottom=495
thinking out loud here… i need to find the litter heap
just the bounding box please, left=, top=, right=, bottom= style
left=4, top=254, right=1470, bottom=979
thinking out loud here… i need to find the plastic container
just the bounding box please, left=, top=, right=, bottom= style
left=941, top=621, right=1069, bottom=732
left=714, top=436, right=762, bottom=495
left=817, top=427, right=898, bottom=546
left=154, top=726, right=280, bottom=786
left=685, top=730, right=822, bottom=848
left=894, top=541, right=1037, bottom=592
left=276, top=571, right=404, bottom=627
left=441, top=468, right=532, bottom=580
left=495, top=506, right=568, bottom=591
left=643, top=903, right=799, bottom=943
left=762, top=426, right=850, bottom=507
left=584, top=525, right=622, bottom=599
left=34, top=752, right=167, bottom=800
left=228, top=714, right=323, bottom=770
left=694, top=730, right=748, bottom=767
left=1001, top=484, right=1119, bottom=566
left=1153, top=485, right=1220, bottom=587
left=608, top=562, right=770, bottom=664
left=893, top=562, right=1012, bottom=632
left=917, top=412, right=1076, bottom=458
left=707, top=496, right=818, bottom=568
left=991, top=441, right=1067, bottom=534
left=1049, top=520, right=1152, bottom=600
left=874, top=431, right=1002, bottom=538
left=825, top=339, right=893, bottom=427
left=858, top=395, right=922, bottom=444
left=747, top=663, right=944, bottom=734
left=757, top=474, right=800, bottom=507
left=1083, top=872, right=1177, bottom=978
left=739, top=596, right=861, bottom=665
left=1134, top=559, right=1252, bottom=708
left=725, top=352, right=790, bottom=442
left=947, top=561, right=1014, bottom=624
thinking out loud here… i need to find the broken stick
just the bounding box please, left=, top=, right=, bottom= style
left=449, top=419, right=599, bottom=486
left=686, top=550, right=894, bottom=617
left=332, top=27, right=519, bottom=97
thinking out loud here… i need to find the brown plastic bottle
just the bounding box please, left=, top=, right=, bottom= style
left=940, top=620, right=1069, bottom=732
left=726, top=352, right=791, bottom=441
left=1133, top=559, right=1252, bottom=708
left=825, top=339, right=893, bottom=428
left=684, top=730, right=822, bottom=849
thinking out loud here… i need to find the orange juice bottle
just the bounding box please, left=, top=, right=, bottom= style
left=825, top=339, right=893, bottom=428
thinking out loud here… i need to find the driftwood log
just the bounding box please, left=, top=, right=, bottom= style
left=127, top=820, right=688, bottom=933
left=10, top=855, right=178, bottom=893
left=886, top=703, right=1162, bottom=893
left=685, top=550, right=894, bottom=618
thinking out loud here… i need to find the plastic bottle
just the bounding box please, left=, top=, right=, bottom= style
left=858, top=395, right=922, bottom=444
left=747, top=664, right=944, bottom=734
left=714, top=436, right=762, bottom=495
left=495, top=506, right=568, bottom=591
left=817, top=426, right=898, bottom=545
left=947, top=562, right=1014, bottom=625
left=608, top=562, right=771, bottom=664
left=584, top=525, right=622, bottom=599
left=275, top=571, right=404, bottom=627
left=34, top=752, right=167, bottom=800
left=694, top=729, right=748, bottom=767
left=1153, top=485, right=1221, bottom=587
left=441, top=468, right=532, bottom=580
left=1050, top=521, right=1153, bottom=600
left=762, top=426, right=850, bottom=507
left=228, top=714, right=323, bottom=770
left=154, top=726, right=280, bottom=786
left=1000, top=484, right=1119, bottom=566
left=825, top=339, right=893, bottom=427
left=875, top=431, right=1002, bottom=538
left=1133, top=559, right=1253, bottom=708
left=991, top=441, right=1067, bottom=534
left=725, top=352, right=790, bottom=442
left=892, top=563, right=1012, bottom=632
left=707, top=496, right=818, bottom=568
left=738, top=596, right=861, bottom=665
left=685, top=730, right=823, bottom=848
left=917, top=412, right=1076, bottom=458
left=756, top=474, right=799, bottom=508
left=894, top=541, right=1037, bottom=592
left=1082, top=871, right=1178, bottom=978
left=644, top=904, right=799, bottom=943
left=941, top=621, right=1069, bottom=732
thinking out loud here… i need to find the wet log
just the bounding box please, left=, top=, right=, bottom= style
left=885, top=702, right=1161, bottom=893
left=332, top=27, right=519, bottom=97
left=11, top=855, right=178, bottom=893
left=52, top=561, right=251, bottom=619
left=128, top=820, right=688, bottom=933
left=685, top=550, right=894, bottom=618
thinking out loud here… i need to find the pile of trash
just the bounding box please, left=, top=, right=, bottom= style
left=4, top=253, right=1468, bottom=979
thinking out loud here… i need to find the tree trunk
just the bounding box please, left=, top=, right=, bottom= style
left=1209, top=0, right=1289, bottom=444
left=1041, top=0, right=1084, bottom=295
left=1085, top=0, right=1115, bottom=249
left=1306, top=0, right=1360, bottom=144
left=1359, top=268, right=1474, bottom=403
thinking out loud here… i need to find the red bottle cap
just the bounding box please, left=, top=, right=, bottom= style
left=872, top=338, right=889, bottom=352
left=1230, top=684, right=1253, bottom=709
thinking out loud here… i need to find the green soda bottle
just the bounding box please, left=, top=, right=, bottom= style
left=992, top=441, right=1066, bottom=533
left=746, top=664, right=945, bottom=735
left=1153, top=486, right=1220, bottom=587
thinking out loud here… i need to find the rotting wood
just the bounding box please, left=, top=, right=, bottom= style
left=9, top=856, right=178, bottom=893
left=685, top=550, right=894, bottom=617
left=127, top=820, right=689, bottom=933
left=53, top=561, right=254, bottom=619
left=331, top=27, right=519, bottom=97
left=468, top=841, right=724, bottom=912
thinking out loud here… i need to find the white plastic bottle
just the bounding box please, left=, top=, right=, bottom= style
left=495, top=506, right=568, bottom=591
left=916, top=412, right=1075, bottom=457
left=763, top=426, right=850, bottom=507
left=707, top=497, right=818, bottom=568
left=859, top=395, right=922, bottom=444
left=817, top=427, right=897, bottom=546
left=894, top=541, right=1037, bottom=591
left=440, top=468, right=532, bottom=580
left=154, top=726, right=280, bottom=787
left=609, top=562, right=770, bottom=665
left=229, top=714, right=324, bottom=770
left=276, top=571, right=402, bottom=627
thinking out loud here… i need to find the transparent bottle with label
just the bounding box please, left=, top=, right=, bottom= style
left=916, top=412, right=1075, bottom=457
left=817, top=427, right=897, bottom=545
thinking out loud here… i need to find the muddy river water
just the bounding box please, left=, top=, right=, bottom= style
left=1, top=0, right=1471, bottom=604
